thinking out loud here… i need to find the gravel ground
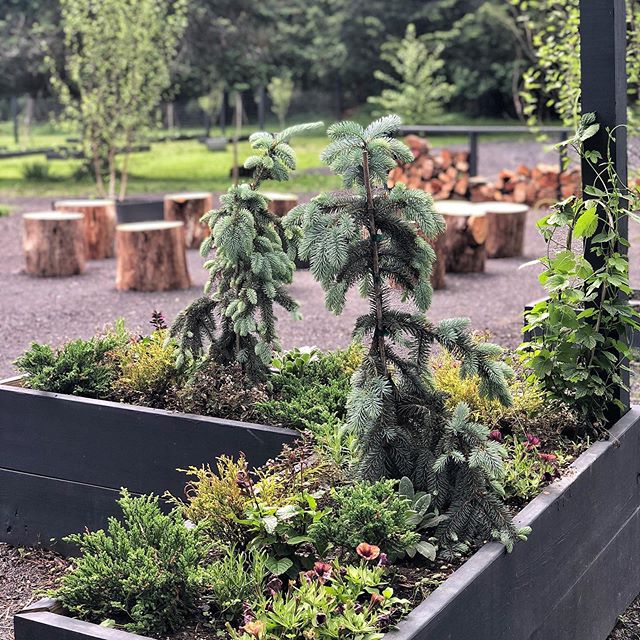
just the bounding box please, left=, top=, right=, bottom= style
left=2, top=139, right=638, bottom=378
left=0, top=544, right=68, bottom=640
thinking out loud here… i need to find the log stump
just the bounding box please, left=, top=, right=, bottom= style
left=54, top=199, right=116, bottom=259
left=483, top=202, right=529, bottom=258
left=115, top=221, right=192, bottom=292
left=263, top=192, right=299, bottom=217
left=427, top=231, right=447, bottom=289
left=436, top=201, right=487, bottom=273
left=163, top=192, right=213, bottom=249
left=23, top=212, right=86, bottom=277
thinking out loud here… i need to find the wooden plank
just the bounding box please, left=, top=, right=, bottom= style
left=0, top=385, right=297, bottom=497
left=0, top=387, right=298, bottom=495
left=388, top=408, right=640, bottom=640
left=0, top=468, right=126, bottom=552
left=15, top=610, right=152, bottom=640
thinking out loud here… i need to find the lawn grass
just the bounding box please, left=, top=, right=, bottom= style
left=0, top=113, right=560, bottom=199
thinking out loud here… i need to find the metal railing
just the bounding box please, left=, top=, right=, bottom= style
left=398, top=125, right=573, bottom=177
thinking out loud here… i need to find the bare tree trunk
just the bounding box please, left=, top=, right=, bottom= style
left=107, top=147, right=116, bottom=200
left=232, top=91, right=243, bottom=186
left=119, top=150, right=130, bottom=201
left=22, top=95, right=35, bottom=143
left=91, top=143, right=106, bottom=198
left=362, top=150, right=388, bottom=377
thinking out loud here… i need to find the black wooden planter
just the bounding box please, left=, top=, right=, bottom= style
left=115, top=199, right=164, bottom=224
left=0, top=378, right=297, bottom=553
left=13, top=408, right=640, bottom=640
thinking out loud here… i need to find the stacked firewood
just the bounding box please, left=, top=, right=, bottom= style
left=389, top=136, right=582, bottom=206
left=388, top=135, right=471, bottom=200
left=469, top=164, right=581, bottom=205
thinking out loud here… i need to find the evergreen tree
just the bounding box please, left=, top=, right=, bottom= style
left=368, top=24, right=453, bottom=123
left=284, top=115, right=527, bottom=552
left=171, top=122, right=321, bottom=379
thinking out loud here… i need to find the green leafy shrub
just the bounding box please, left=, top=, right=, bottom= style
left=240, top=492, right=329, bottom=577
left=55, top=491, right=207, bottom=635
left=22, top=161, right=52, bottom=181
left=15, top=331, right=125, bottom=398
left=521, top=116, right=640, bottom=429
left=257, top=345, right=363, bottom=431
left=168, top=360, right=268, bottom=421
left=230, top=559, right=408, bottom=640
left=201, top=547, right=268, bottom=621
left=309, top=479, right=439, bottom=562
left=110, top=329, right=179, bottom=407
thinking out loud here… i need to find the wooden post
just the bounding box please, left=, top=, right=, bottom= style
left=579, top=0, right=629, bottom=416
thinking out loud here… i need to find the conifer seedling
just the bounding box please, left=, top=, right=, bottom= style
left=284, top=115, right=529, bottom=554
left=171, top=122, right=321, bottom=378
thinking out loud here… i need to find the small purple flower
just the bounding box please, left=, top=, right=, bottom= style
left=539, top=452, right=557, bottom=464
left=488, top=429, right=503, bottom=443
left=266, top=576, right=283, bottom=596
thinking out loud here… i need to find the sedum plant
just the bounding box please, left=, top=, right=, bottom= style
left=171, top=122, right=321, bottom=379
left=285, top=115, right=526, bottom=552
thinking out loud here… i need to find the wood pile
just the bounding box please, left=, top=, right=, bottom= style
left=388, top=135, right=471, bottom=200
left=470, top=164, right=581, bottom=205
left=389, top=136, right=582, bottom=207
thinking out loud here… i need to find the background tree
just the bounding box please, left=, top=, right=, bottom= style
left=50, top=0, right=188, bottom=199
left=171, top=122, right=321, bottom=379
left=368, top=24, right=453, bottom=123
left=268, top=74, right=295, bottom=127
left=512, top=0, right=640, bottom=127
left=284, top=116, right=527, bottom=554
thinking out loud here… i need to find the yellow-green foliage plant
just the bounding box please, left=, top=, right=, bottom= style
left=110, top=329, right=179, bottom=407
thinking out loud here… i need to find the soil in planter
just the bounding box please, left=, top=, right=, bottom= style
left=0, top=543, right=69, bottom=640
left=608, top=594, right=640, bottom=639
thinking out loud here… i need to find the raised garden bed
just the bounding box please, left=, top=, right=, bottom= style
left=0, top=377, right=297, bottom=553
left=12, top=407, right=640, bottom=640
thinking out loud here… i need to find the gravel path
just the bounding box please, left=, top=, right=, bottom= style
left=1, top=138, right=638, bottom=380
left=0, top=195, right=546, bottom=378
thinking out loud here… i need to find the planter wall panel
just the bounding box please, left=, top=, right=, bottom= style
left=389, top=407, right=640, bottom=640
left=0, top=468, right=126, bottom=553
left=0, top=383, right=297, bottom=550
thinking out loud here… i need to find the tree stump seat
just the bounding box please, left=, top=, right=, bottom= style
left=54, top=198, right=116, bottom=259
left=262, top=191, right=299, bottom=217
left=115, top=221, right=191, bottom=292
left=23, top=211, right=86, bottom=277
left=435, top=201, right=487, bottom=273
left=483, top=202, right=529, bottom=258
left=163, top=192, right=213, bottom=249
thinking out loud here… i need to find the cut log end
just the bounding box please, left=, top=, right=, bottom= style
left=54, top=199, right=116, bottom=260
left=163, top=192, right=213, bottom=249
left=116, top=221, right=192, bottom=292
left=23, top=212, right=86, bottom=277
left=262, top=192, right=299, bottom=217
left=436, top=202, right=487, bottom=274
left=484, top=203, right=529, bottom=258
